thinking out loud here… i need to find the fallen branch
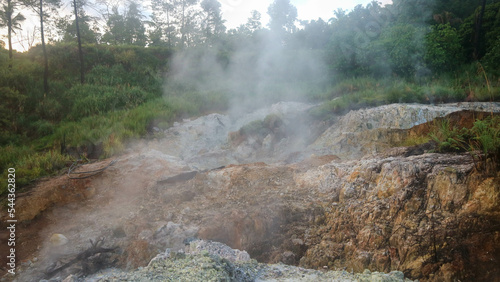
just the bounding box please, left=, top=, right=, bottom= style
left=45, top=238, right=118, bottom=279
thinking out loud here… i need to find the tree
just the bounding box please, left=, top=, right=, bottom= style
left=246, top=10, right=262, bottom=33
left=23, top=0, right=61, bottom=94
left=176, top=0, right=198, bottom=48
left=460, top=2, right=500, bottom=61
left=58, top=13, right=98, bottom=44
left=151, top=0, right=177, bottom=47
left=391, top=0, right=435, bottom=24
left=72, top=0, right=84, bottom=84
left=267, top=0, right=297, bottom=34
left=473, top=0, right=487, bottom=59
left=425, top=23, right=464, bottom=72
left=124, top=2, right=146, bottom=46
left=379, top=23, right=427, bottom=77
left=294, top=18, right=330, bottom=49
left=102, top=2, right=147, bottom=46
left=200, top=0, right=225, bottom=44
left=0, top=0, right=25, bottom=69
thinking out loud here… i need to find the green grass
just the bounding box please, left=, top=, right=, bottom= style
left=310, top=67, right=500, bottom=120
left=0, top=147, right=72, bottom=197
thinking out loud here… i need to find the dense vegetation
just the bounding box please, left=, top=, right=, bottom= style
left=1, top=0, right=499, bottom=196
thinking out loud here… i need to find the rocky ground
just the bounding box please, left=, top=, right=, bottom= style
left=1, top=102, right=499, bottom=281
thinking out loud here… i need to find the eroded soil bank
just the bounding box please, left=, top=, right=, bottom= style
left=1, top=102, right=499, bottom=281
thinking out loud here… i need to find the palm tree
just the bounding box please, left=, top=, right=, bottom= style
left=0, top=0, right=26, bottom=69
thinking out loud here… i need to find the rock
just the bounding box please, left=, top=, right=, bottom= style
left=308, top=103, right=500, bottom=160
left=62, top=274, right=78, bottom=282
left=86, top=240, right=413, bottom=282
left=299, top=152, right=500, bottom=281
left=49, top=234, right=69, bottom=246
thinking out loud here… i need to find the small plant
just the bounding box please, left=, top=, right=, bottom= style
left=468, top=116, right=500, bottom=171
left=429, top=119, right=469, bottom=153
left=429, top=116, right=500, bottom=172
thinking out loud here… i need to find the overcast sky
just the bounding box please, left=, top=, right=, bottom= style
left=220, top=0, right=393, bottom=29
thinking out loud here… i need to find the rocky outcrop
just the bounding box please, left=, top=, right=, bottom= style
left=308, top=102, right=500, bottom=160
left=4, top=102, right=500, bottom=282
left=298, top=152, right=500, bottom=281
left=83, top=240, right=411, bottom=282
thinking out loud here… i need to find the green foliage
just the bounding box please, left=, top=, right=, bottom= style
left=379, top=23, right=428, bottom=78
left=238, top=114, right=283, bottom=138
left=482, top=36, right=500, bottom=76
left=68, top=84, right=152, bottom=119
left=421, top=84, right=465, bottom=103
left=267, top=0, right=298, bottom=34
left=459, top=2, right=500, bottom=61
left=239, top=120, right=266, bottom=137
left=310, top=79, right=432, bottom=119
left=58, top=13, right=99, bottom=44
left=399, top=135, right=431, bottom=147
left=429, top=116, right=500, bottom=171
left=0, top=86, right=26, bottom=133
left=102, top=3, right=147, bottom=46
left=469, top=116, right=500, bottom=169
left=0, top=147, right=71, bottom=197
left=429, top=119, right=469, bottom=152
left=425, top=23, right=464, bottom=72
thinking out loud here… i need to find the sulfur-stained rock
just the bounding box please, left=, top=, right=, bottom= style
left=6, top=102, right=500, bottom=282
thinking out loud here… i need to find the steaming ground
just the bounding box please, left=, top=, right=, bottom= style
left=145, top=101, right=317, bottom=170
left=11, top=101, right=321, bottom=281
left=6, top=102, right=500, bottom=281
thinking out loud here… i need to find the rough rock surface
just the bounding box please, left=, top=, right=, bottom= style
left=297, top=152, right=500, bottom=281
left=2, top=102, right=500, bottom=282
left=79, top=240, right=410, bottom=282
left=308, top=102, right=500, bottom=159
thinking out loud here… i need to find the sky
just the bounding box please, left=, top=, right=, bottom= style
left=220, top=0, right=393, bottom=29
left=2, top=0, right=392, bottom=52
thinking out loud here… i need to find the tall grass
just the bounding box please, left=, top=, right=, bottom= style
left=310, top=65, right=500, bottom=120
left=0, top=147, right=72, bottom=197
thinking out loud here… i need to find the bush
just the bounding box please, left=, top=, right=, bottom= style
left=482, top=36, right=500, bottom=76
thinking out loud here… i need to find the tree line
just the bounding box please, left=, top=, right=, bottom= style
left=1, top=0, right=499, bottom=78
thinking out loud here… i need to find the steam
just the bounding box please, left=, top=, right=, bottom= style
left=165, top=29, right=328, bottom=117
